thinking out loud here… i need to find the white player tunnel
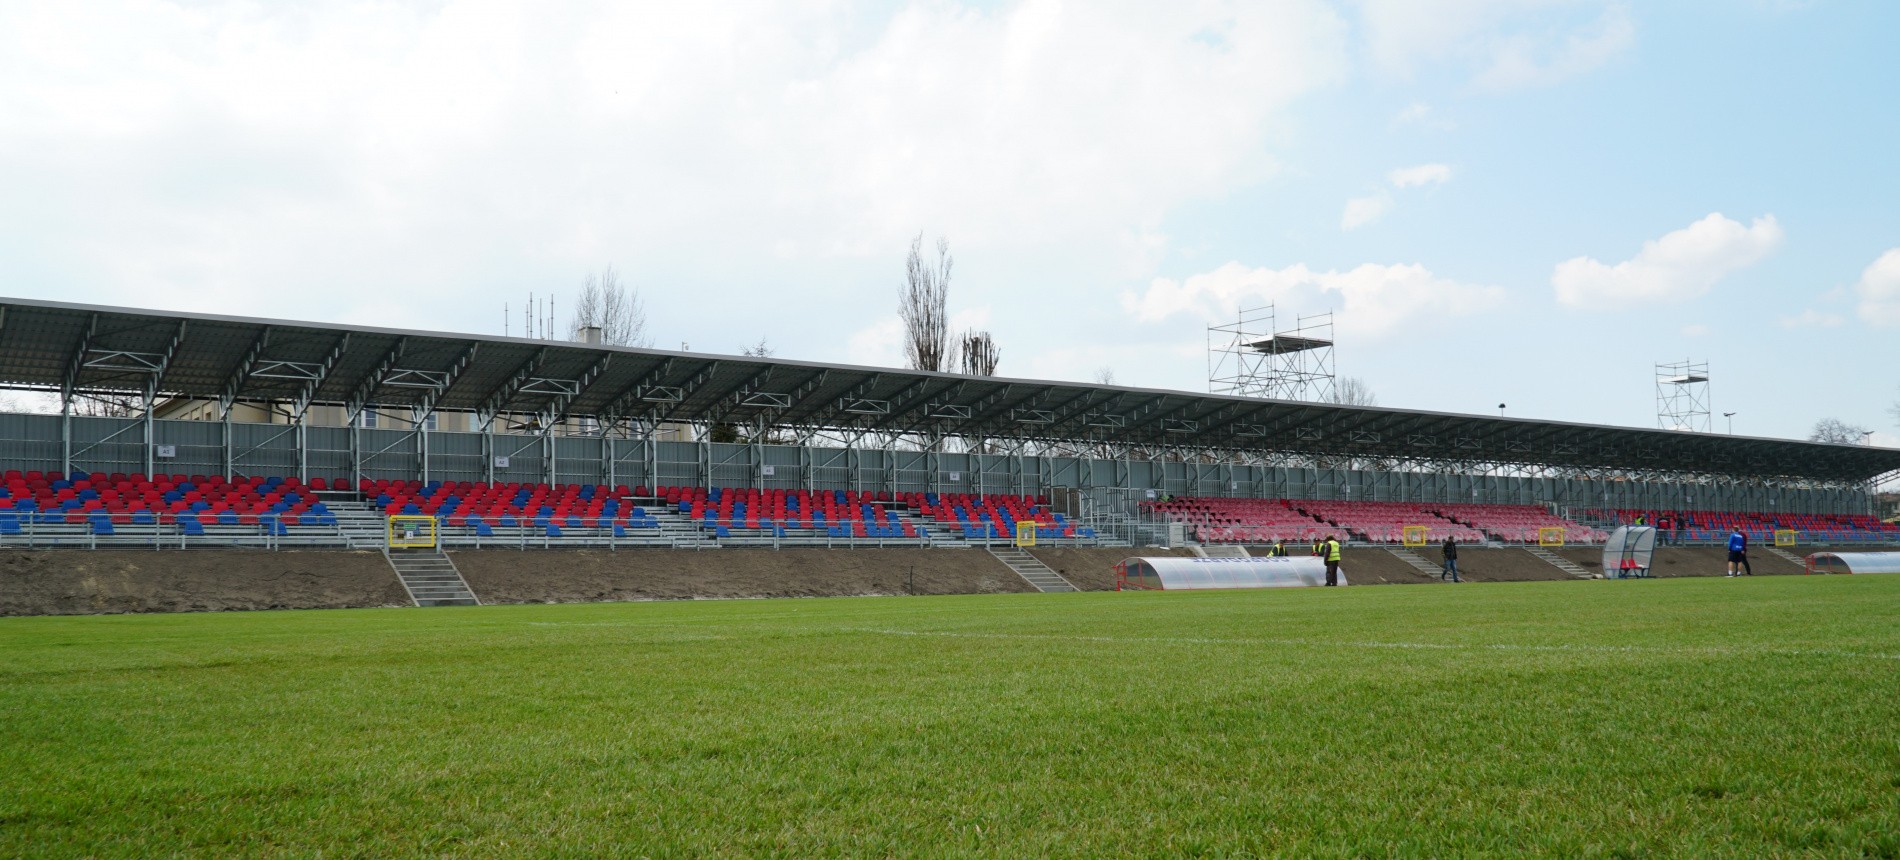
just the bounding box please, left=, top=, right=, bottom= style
left=1805, top=551, right=1900, bottom=575
left=1117, top=555, right=1341, bottom=590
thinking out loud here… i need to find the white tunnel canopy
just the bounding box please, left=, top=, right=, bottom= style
left=1120, top=555, right=1340, bottom=590
left=1805, top=551, right=1900, bottom=575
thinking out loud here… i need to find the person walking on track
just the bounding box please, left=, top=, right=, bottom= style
left=1726, top=528, right=1748, bottom=577
left=1324, top=535, right=1342, bottom=586
left=1441, top=536, right=1461, bottom=582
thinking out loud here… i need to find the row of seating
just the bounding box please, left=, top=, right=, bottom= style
left=1583, top=508, right=1900, bottom=542
left=897, top=492, right=1094, bottom=540
left=1144, top=497, right=1608, bottom=544
left=0, top=471, right=1119, bottom=545
left=0, top=509, right=323, bottom=536
left=1431, top=504, right=1607, bottom=544
left=1, top=471, right=336, bottom=528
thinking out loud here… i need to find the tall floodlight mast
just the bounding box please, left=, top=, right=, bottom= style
left=1208, top=305, right=1336, bottom=402
left=1656, top=360, right=1712, bottom=433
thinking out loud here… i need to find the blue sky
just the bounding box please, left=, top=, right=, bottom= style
left=1, top=0, right=1895, bottom=447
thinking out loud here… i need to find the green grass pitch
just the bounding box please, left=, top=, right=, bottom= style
left=4, top=575, right=1898, bottom=858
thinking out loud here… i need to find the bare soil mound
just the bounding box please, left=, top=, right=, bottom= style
left=451, top=548, right=1031, bottom=604
left=1026, top=547, right=1192, bottom=590
left=1440, top=548, right=1573, bottom=582
left=1556, top=546, right=1804, bottom=578
left=0, top=550, right=408, bottom=616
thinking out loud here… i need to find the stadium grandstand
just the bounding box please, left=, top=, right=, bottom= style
left=1, top=296, right=1896, bottom=574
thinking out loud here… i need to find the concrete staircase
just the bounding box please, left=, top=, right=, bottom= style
left=385, top=549, right=480, bottom=606
left=1387, top=547, right=1445, bottom=578
left=987, top=547, right=1078, bottom=592
left=325, top=501, right=391, bottom=550
left=1765, top=546, right=1805, bottom=568
left=1526, top=546, right=1596, bottom=579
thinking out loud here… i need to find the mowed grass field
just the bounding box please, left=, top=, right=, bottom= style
left=4, top=576, right=1898, bottom=858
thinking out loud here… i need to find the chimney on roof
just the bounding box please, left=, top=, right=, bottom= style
left=578, top=325, right=604, bottom=345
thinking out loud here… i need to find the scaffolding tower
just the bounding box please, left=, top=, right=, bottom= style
left=1656, top=360, right=1711, bottom=433
left=1208, top=305, right=1336, bottom=401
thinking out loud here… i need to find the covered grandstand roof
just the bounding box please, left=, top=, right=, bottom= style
left=2, top=295, right=1897, bottom=483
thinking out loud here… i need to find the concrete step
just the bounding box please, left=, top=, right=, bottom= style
left=384, top=549, right=481, bottom=607
left=1526, top=547, right=1595, bottom=579
left=986, top=547, right=1077, bottom=593
left=1387, top=547, right=1448, bottom=578
left=1765, top=547, right=1805, bottom=567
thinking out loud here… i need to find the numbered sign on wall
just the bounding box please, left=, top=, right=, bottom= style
left=761, top=465, right=776, bottom=477
left=493, top=456, right=511, bottom=468
left=155, top=444, right=177, bottom=459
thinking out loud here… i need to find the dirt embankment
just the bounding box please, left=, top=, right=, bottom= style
left=450, top=548, right=1031, bottom=604
left=1555, top=546, right=1806, bottom=578
left=1238, top=545, right=1572, bottom=584
left=0, top=550, right=409, bottom=616
left=1026, top=547, right=1194, bottom=590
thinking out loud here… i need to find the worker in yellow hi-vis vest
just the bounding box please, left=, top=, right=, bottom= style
left=1324, top=534, right=1342, bottom=586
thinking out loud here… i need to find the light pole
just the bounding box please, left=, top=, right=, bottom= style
left=1498, top=402, right=1506, bottom=417
left=1722, top=411, right=1736, bottom=434
left=1863, top=430, right=1876, bottom=446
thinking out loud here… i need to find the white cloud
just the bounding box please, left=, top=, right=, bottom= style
left=1358, top=0, right=1634, bottom=90
left=1551, top=213, right=1783, bottom=308
left=1341, top=164, right=1450, bottom=230
left=1779, top=309, right=1844, bottom=328
left=1854, top=248, right=1900, bottom=326
left=0, top=1, right=1351, bottom=326
left=1388, top=163, right=1452, bottom=188
left=846, top=318, right=904, bottom=368
left=1681, top=323, right=1710, bottom=337
left=1390, top=101, right=1444, bottom=128
left=1340, top=194, right=1393, bottom=230
left=1124, top=260, right=1506, bottom=337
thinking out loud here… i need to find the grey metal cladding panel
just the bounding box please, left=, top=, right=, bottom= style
left=554, top=435, right=601, bottom=462
left=153, top=418, right=221, bottom=447
left=432, top=430, right=485, bottom=456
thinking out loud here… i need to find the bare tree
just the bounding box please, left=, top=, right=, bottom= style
left=570, top=265, right=651, bottom=347
left=900, top=234, right=952, bottom=372
left=741, top=337, right=773, bottom=358
left=1810, top=417, right=1872, bottom=444
left=62, top=392, right=144, bottom=417
left=1329, top=376, right=1378, bottom=407
left=957, top=329, right=1000, bottom=376
left=1093, top=367, right=1116, bottom=386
